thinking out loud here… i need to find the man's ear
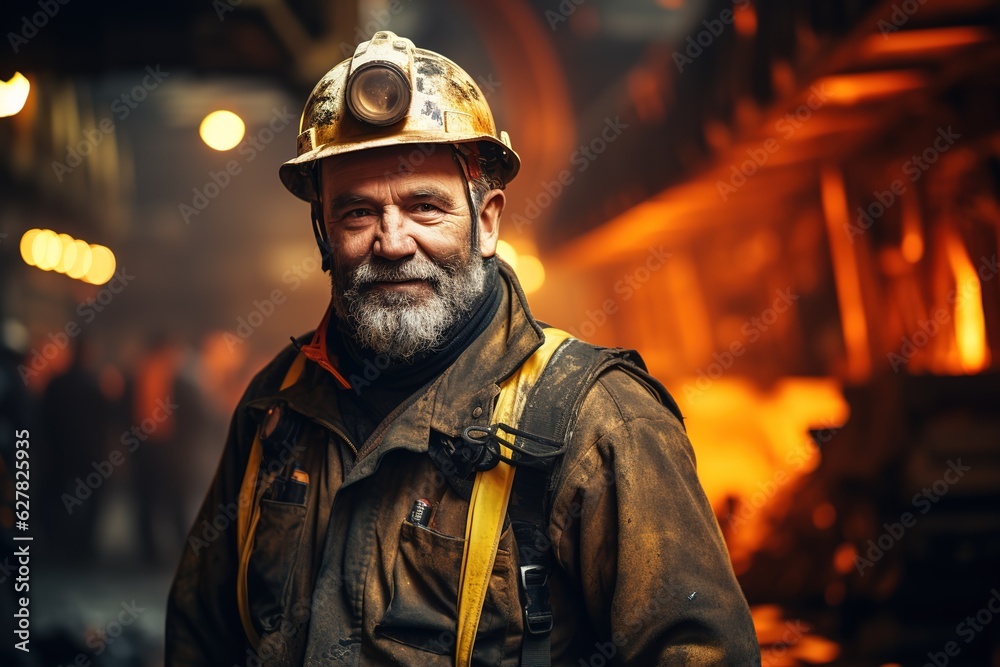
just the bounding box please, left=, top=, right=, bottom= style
left=477, top=189, right=505, bottom=258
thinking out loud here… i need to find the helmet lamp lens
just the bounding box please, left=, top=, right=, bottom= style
left=348, top=65, right=410, bottom=126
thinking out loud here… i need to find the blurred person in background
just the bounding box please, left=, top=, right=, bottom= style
left=167, top=32, right=758, bottom=666
left=0, top=318, right=32, bottom=665
left=38, top=334, right=112, bottom=563
left=129, top=333, right=206, bottom=566
left=0, top=319, right=31, bottom=452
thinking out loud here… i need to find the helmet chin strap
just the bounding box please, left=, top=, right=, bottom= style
left=310, top=164, right=334, bottom=272
left=451, top=145, right=484, bottom=254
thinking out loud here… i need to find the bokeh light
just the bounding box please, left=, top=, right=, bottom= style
left=84, top=245, right=117, bottom=285
left=0, top=72, right=30, bottom=118
left=19, top=228, right=41, bottom=265
left=19, top=228, right=115, bottom=284
left=66, top=240, right=94, bottom=280
left=495, top=239, right=519, bottom=271
left=518, top=254, right=546, bottom=294
left=32, top=230, right=60, bottom=270
left=199, top=110, right=246, bottom=151
left=54, top=233, right=78, bottom=273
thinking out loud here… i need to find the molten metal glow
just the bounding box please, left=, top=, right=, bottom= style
left=860, top=27, right=992, bottom=57
left=753, top=605, right=841, bottom=665
left=821, top=166, right=871, bottom=381
left=945, top=231, right=989, bottom=373
left=815, top=70, right=925, bottom=105
left=900, top=193, right=923, bottom=263
left=681, top=377, right=848, bottom=571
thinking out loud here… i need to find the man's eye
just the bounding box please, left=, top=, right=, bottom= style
left=414, top=203, right=439, bottom=213
left=347, top=208, right=373, bottom=218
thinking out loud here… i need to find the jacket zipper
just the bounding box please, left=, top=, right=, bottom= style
left=311, top=415, right=359, bottom=458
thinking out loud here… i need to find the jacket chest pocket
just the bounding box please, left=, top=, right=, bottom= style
left=375, top=520, right=521, bottom=666
left=248, top=498, right=307, bottom=636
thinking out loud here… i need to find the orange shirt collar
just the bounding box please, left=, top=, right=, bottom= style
left=297, top=302, right=351, bottom=390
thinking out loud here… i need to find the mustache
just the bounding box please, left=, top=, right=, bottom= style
left=349, top=255, right=460, bottom=289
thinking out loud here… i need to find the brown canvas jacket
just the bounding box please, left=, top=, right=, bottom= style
left=165, top=265, right=760, bottom=666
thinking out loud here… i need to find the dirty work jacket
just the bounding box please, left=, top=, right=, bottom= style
left=165, top=265, right=760, bottom=666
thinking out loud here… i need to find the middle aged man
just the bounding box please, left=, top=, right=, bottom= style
left=166, top=31, right=759, bottom=666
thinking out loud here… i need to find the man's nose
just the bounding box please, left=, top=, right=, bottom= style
left=373, top=207, right=417, bottom=260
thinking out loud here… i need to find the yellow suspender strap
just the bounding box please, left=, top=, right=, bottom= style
left=236, top=351, right=307, bottom=650
left=455, top=328, right=573, bottom=667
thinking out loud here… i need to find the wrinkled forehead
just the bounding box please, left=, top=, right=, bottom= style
left=318, top=143, right=465, bottom=190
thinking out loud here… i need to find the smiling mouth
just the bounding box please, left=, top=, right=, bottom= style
left=371, top=278, right=429, bottom=289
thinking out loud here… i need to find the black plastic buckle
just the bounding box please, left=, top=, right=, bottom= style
left=454, top=424, right=502, bottom=476
left=460, top=422, right=566, bottom=474
left=519, top=565, right=553, bottom=635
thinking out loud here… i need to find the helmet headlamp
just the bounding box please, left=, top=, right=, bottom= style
left=279, top=31, right=521, bottom=203
left=346, top=62, right=411, bottom=127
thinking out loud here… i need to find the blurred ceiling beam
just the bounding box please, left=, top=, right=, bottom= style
left=241, top=0, right=358, bottom=84
left=462, top=0, right=576, bottom=238
left=554, top=0, right=1000, bottom=266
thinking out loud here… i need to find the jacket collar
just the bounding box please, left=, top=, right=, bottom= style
left=425, top=259, right=545, bottom=439
left=297, top=306, right=351, bottom=390
left=250, top=261, right=544, bottom=480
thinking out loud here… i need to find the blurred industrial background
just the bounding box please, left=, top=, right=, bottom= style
left=1, top=0, right=999, bottom=665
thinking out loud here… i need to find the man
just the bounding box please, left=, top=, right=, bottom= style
left=166, top=31, right=759, bottom=666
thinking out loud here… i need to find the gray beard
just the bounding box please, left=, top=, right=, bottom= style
left=331, top=252, right=487, bottom=362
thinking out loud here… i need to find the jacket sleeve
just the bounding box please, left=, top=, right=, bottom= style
left=548, top=368, right=760, bottom=665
